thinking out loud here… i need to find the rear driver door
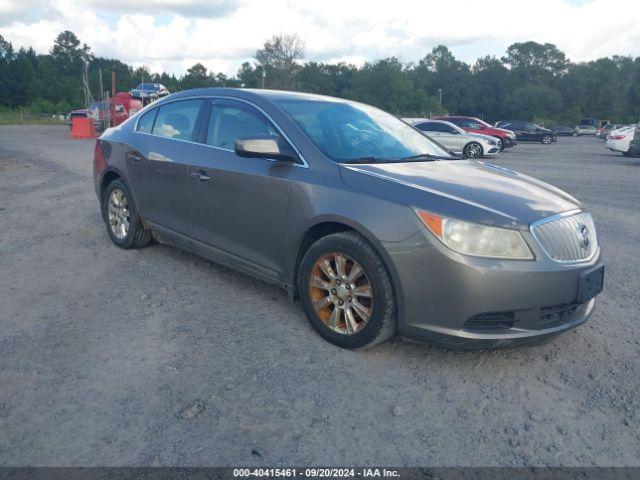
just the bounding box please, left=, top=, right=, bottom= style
left=126, top=98, right=205, bottom=234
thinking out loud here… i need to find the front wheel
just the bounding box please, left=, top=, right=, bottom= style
left=298, top=232, right=397, bottom=349
left=464, top=142, right=483, bottom=158
left=542, top=134, right=552, bottom=144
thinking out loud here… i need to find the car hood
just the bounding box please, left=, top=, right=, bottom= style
left=340, top=160, right=581, bottom=229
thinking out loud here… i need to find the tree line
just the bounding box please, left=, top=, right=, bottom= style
left=1, top=31, right=639, bottom=125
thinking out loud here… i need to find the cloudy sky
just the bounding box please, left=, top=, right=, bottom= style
left=1, top=0, right=639, bottom=76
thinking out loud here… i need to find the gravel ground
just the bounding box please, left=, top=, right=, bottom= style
left=0, top=125, right=639, bottom=467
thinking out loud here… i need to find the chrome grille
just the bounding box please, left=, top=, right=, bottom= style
left=531, top=212, right=598, bottom=263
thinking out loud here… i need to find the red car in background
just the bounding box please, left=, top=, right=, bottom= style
left=433, top=116, right=517, bottom=149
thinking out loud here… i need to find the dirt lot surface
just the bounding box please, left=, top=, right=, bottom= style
left=1, top=125, right=639, bottom=467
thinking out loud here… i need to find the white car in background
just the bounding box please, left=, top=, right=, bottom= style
left=605, top=125, right=635, bottom=156
left=574, top=125, right=597, bottom=136
left=405, top=118, right=501, bottom=158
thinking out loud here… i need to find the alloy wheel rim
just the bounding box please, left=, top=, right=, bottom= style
left=107, top=189, right=130, bottom=239
left=468, top=144, right=481, bottom=158
left=309, top=252, right=373, bottom=335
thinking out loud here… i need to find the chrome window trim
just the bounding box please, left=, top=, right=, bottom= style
left=529, top=209, right=599, bottom=264
left=132, top=94, right=309, bottom=169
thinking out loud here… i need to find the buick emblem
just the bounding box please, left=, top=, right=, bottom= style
left=578, top=224, right=590, bottom=249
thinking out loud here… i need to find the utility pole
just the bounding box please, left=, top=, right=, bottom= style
left=261, top=68, right=266, bottom=89
left=438, top=88, right=442, bottom=107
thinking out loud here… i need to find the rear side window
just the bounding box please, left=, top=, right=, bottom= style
left=416, top=122, right=437, bottom=132
left=136, top=109, right=157, bottom=133
left=206, top=101, right=278, bottom=149
left=152, top=99, right=202, bottom=140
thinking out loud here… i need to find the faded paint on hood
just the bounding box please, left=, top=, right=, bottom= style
left=340, top=160, right=580, bottom=229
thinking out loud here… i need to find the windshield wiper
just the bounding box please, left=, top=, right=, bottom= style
left=399, top=153, right=461, bottom=162
left=344, top=157, right=389, bottom=164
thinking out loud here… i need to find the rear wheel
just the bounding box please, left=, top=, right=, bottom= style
left=464, top=142, right=483, bottom=158
left=101, top=179, right=152, bottom=249
left=298, top=232, right=396, bottom=349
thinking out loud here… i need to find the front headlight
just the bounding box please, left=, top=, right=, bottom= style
left=415, top=210, right=534, bottom=260
left=487, top=138, right=498, bottom=145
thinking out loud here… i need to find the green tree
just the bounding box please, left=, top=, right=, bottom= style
left=502, top=41, right=568, bottom=82
left=237, top=62, right=263, bottom=88
left=0, top=35, right=14, bottom=61
left=412, top=46, right=475, bottom=114
left=472, top=56, right=511, bottom=121
left=51, top=31, right=92, bottom=75
left=180, top=63, right=209, bottom=89
left=255, top=34, right=305, bottom=89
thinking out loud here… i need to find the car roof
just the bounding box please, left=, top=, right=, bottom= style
left=167, top=87, right=348, bottom=103
left=436, top=115, right=478, bottom=120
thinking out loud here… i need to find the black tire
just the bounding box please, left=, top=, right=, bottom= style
left=298, top=231, right=397, bottom=349
left=541, top=134, right=552, bottom=144
left=101, top=178, right=152, bottom=249
left=464, top=141, right=483, bottom=158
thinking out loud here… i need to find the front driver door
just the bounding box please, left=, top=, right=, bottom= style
left=186, top=98, right=297, bottom=279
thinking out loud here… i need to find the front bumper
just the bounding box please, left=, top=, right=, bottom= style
left=483, top=145, right=500, bottom=156
left=503, top=137, right=517, bottom=148
left=384, top=227, right=602, bottom=349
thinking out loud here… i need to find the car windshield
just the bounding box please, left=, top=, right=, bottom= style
left=277, top=99, right=453, bottom=163
left=476, top=118, right=493, bottom=128
left=136, top=84, right=157, bottom=91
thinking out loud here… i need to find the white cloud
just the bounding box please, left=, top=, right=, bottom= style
left=0, top=0, right=639, bottom=77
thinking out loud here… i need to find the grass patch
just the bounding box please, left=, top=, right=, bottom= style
left=0, top=109, right=67, bottom=126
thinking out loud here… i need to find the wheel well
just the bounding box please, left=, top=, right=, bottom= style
left=293, top=222, right=355, bottom=288
left=101, top=171, right=121, bottom=198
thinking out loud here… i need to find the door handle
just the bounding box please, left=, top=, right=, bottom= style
left=191, top=170, right=211, bottom=182
left=126, top=151, right=143, bottom=162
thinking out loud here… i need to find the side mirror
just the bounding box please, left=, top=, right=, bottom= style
left=235, top=135, right=299, bottom=163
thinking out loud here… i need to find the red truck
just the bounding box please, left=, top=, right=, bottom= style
left=433, top=115, right=517, bottom=149
left=69, top=93, right=142, bottom=132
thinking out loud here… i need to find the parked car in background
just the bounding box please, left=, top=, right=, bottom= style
left=579, top=117, right=605, bottom=129
left=68, top=107, right=89, bottom=127
left=130, top=83, right=170, bottom=103
left=628, top=123, right=640, bottom=157
left=498, top=121, right=557, bottom=144
left=552, top=126, right=574, bottom=136
left=596, top=124, right=623, bottom=139
left=574, top=125, right=597, bottom=136
left=433, top=116, right=517, bottom=149
left=404, top=118, right=501, bottom=158
left=605, top=125, right=636, bottom=156
left=94, top=88, right=603, bottom=349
